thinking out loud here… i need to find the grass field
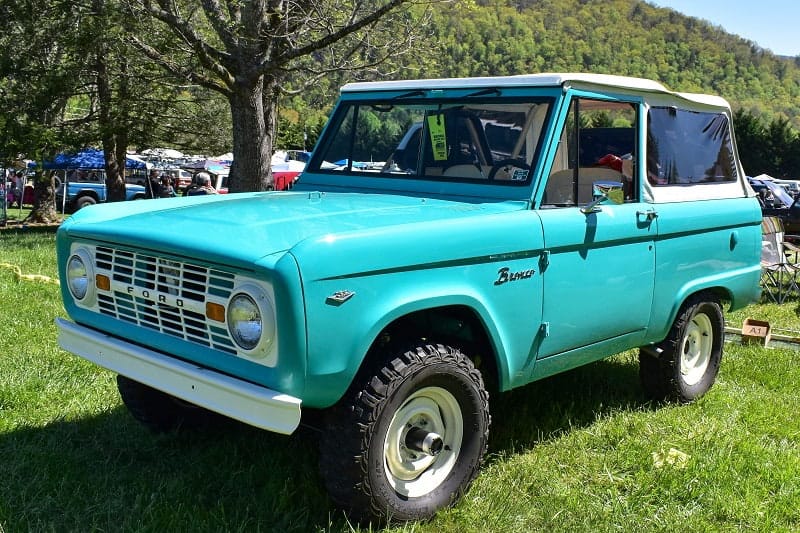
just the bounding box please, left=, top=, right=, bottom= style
left=1, top=230, right=799, bottom=532
left=1, top=206, right=32, bottom=224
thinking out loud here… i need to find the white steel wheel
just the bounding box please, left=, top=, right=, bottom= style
left=319, top=343, right=490, bottom=523
left=383, top=386, right=463, bottom=498
left=680, top=312, right=713, bottom=386
left=638, top=294, right=724, bottom=403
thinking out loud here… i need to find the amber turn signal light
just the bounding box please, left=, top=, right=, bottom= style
left=95, top=274, right=111, bottom=291
left=206, top=302, right=225, bottom=322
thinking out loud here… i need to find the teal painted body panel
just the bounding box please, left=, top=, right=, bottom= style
left=56, top=73, right=763, bottom=416
left=58, top=192, right=543, bottom=404
left=537, top=203, right=656, bottom=358
left=294, top=208, right=546, bottom=403
left=646, top=197, right=763, bottom=342
left=59, top=192, right=523, bottom=270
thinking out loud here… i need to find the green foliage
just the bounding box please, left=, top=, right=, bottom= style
left=418, top=0, right=800, bottom=129
left=276, top=97, right=330, bottom=152
left=287, top=0, right=800, bottom=174
left=734, top=109, right=800, bottom=177
left=0, top=0, right=85, bottom=162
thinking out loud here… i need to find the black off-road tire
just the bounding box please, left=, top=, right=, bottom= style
left=319, top=343, right=490, bottom=523
left=116, top=375, right=221, bottom=433
left=639, top=293, right=724, bottom=402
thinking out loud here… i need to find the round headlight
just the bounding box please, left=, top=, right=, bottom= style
left=67, top=254, right=89, bottom=300
left=227, top=293, right=262, bottom=350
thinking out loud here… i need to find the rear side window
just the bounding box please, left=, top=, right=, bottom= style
left=647, top=107, right=737, bottom=186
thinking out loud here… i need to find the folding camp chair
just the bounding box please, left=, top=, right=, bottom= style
left=760, top=216, right=800, bottom=303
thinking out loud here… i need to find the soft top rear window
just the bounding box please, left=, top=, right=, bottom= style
left=647, top=107, right=737, bottom=186
left=308, top=97, right=553, bottom=185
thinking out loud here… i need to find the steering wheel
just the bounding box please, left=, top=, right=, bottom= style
left=488, top=159, right=531, bottom=181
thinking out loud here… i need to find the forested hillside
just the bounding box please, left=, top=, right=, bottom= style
left=304, top=0, right=799, bottom=128
left=434, top=1, right=798, bottom=122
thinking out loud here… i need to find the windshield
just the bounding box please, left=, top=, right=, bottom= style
left=309, top=97, right=553, bottom=185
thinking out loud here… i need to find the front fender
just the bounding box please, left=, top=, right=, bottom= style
left=300, top=262, right=543, bottom=408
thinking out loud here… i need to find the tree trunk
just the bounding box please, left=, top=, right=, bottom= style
left=26, top=170, right=59, bottom=224
left=262, top=73, right=281, bottom=189
left=102, top=139, right=127, bottom=202
left=228, top=75, right=274, bottom=192
left=96, top=39, right=127, bottom=202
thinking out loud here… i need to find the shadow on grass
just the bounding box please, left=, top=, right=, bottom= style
left=488, top=353, right=654, bottom=456
left=0, top=409, right=333, bottom=531
left=0, top=355, right=652, bottom=531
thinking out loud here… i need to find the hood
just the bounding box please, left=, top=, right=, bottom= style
left=61, top=191, right=526, bottom=267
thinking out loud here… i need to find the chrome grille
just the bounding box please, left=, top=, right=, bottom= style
left=93, top=245, right=238, bottom=353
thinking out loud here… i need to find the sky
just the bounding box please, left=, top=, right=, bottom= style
left=650, top=0, right=799, bottom=57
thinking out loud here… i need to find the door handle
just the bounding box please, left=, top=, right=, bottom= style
left=637, top=209, right=658, bottom=222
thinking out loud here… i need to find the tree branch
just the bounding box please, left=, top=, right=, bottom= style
left=130, top=0, right=236, bottom=89
left=272, top=0, right=412, bottom=67
left=128, top=35, right=232, bottom=96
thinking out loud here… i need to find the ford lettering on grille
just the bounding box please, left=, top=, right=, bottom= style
left=88, top=245, right=238, bottom=353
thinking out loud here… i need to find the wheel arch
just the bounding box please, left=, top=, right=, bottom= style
left=304, top=295, right=511, bottom=410
left=75, top=190, right=100, bottom=202
left=655, top=285, right=730, bottom=345
left=361, top=303, right=505, bottom=395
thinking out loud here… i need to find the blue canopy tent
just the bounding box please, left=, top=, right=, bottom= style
left=44, top=149, right=150, bottom=211
left=43, top=148, right=147, bottom=170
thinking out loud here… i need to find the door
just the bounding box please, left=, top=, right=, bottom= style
left=535, top=95, right=656, bottom=358
left=537, top=204, right=655, bottom=357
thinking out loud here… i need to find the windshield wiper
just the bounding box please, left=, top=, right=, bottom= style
left=392, top=90, right=426, bottom=100
left=467, top=88, right=501, bottom=97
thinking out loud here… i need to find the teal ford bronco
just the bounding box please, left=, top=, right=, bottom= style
left=56, top=73, right=761, bottom=522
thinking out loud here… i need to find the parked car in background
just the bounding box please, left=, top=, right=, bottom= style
left=56, top=179, right=147, bottom=212
left=163, top=168, right=193, bottom=191
left=749, top=175, right=800, bottom=236
left=774, top=178, right=800, bottom=197
left=207, top=170, right=229, bottom=194
left=126, top=168, right=192, bottom=192
left=271, top=150, right=307, bottom=190
left=124, top=170, right=148, bottom=187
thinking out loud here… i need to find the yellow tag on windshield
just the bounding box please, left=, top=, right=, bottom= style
left=427, top=115, right=447, bottom=161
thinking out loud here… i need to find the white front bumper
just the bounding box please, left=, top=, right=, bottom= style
left=56, top=318, right=302, bottom=434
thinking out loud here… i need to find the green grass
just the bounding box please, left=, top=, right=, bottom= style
left=1, top=206, right=33, bottom=224
left=1, top=206, right=65, bottom=226
left=1, top=231, right=799, bottom=532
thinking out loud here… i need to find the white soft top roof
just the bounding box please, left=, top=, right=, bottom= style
left=341, top=73, right=730, bottom=110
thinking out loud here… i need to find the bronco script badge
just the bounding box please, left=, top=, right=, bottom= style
left=494, top=266, right=535, bottom=286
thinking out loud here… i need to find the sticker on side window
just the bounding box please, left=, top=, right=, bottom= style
left=427, top=115, right=448, bottom=161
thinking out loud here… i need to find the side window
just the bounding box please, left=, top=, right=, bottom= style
left=647, top=107, right=737, bottom=186
left=543, top=98, right=638, bottom=207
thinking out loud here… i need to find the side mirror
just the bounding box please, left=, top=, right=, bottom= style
left=581, top=181, right=624, bottom=214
